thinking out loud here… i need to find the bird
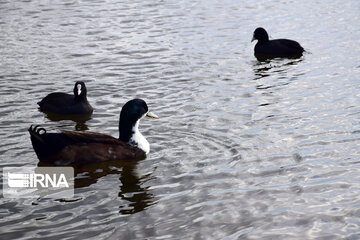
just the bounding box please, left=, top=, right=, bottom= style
left=29, top=99, right=158, bottom=165
left=38, top=81, right=93, bottom=115
left=251, top=27, right=304, bottom=59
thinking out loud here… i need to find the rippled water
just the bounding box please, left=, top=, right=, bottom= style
left=1, top=0, right=360, bottom=239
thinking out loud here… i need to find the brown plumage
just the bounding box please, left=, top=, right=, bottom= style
left=29, top=99, right=158, bottom=165
left=29, top=126, right=146, bottom=165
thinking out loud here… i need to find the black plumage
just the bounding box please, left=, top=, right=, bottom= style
left=38, top=81, right=93, bottom=115
left=252, top=27, right=304, bottom=60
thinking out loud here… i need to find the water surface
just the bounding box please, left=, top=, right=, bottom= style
left=1, top=0, right=360, bottom=239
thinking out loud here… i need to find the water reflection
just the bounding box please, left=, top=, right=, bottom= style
left=252, top=57, right=304, bottom=81
left=40, top=111, right=92, bottom=130
left=74, top=121, right=89, bottom=131
left=1, top=0, right=359, bottom=238
left=118, top=162, right=155, bottom=215
left=43, top=160, right=155, bottom=215
left=252, top=59, right=272, bottom=79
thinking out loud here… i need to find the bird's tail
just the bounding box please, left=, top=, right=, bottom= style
left=28, top=124, right=51, bottom=161
left=28, top=125, right=47, bottom=144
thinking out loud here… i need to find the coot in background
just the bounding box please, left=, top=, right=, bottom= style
left=38, top=81, right=93, bottom=115
left=252, top=27, right=304, bottom=60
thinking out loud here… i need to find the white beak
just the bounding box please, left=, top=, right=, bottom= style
left=77, top=84, right=82, bottom=95
left=146, top=111, right=159, bottom=119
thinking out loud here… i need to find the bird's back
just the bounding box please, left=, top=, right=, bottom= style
left=255, top=38, right=304, bottom=58
left=38, top=93, right=92, bottom=114
left=29, top=126, right=145, bottom=165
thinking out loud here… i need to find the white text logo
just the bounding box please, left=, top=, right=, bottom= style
left=2, top=167, right=74, bottom=198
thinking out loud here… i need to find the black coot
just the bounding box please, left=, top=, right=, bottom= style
left=38, top=81, right=93, bottom=115
left=252, top=27, right=304, bottom=60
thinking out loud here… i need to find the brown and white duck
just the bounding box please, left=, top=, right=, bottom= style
left=29, top=99, right=158, bottom=165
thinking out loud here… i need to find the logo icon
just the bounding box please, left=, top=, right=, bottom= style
left=2, top=167, right=74, bottom=198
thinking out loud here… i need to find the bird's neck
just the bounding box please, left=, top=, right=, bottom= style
left=119, top=119, right=150, bottom=154
left=259, top=34, right=269, bottom=43
left=74, top=94, right=86, bottom=101
left=257, top=38, right=269, bottom=44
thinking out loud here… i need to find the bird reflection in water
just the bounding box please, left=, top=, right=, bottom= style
left=252, top=57, right=304, bottom=82
left=40, top=111, right=92, bottom=131
left=118, top=162, right=155, bottom=215
left=38, top=159, right=155, bottom=215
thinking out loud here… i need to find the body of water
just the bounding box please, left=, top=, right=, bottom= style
left=1, top=0, right=360, bottom=239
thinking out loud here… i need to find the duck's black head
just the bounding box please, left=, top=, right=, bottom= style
left=119, top=99, right=158, bottom=142
left=252, top=27, right=269, bottom=43
left=73, top=81, right=87, bottom=99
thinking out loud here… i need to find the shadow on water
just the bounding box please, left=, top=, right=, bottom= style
left=38, top=159, right=155, bottom=215
left=40, top=110, right=92, bottom=131
left=252, top=57, right=304, bottom=81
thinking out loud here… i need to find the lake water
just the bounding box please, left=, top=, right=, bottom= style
left=1, top=0, right=360, bottom=239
